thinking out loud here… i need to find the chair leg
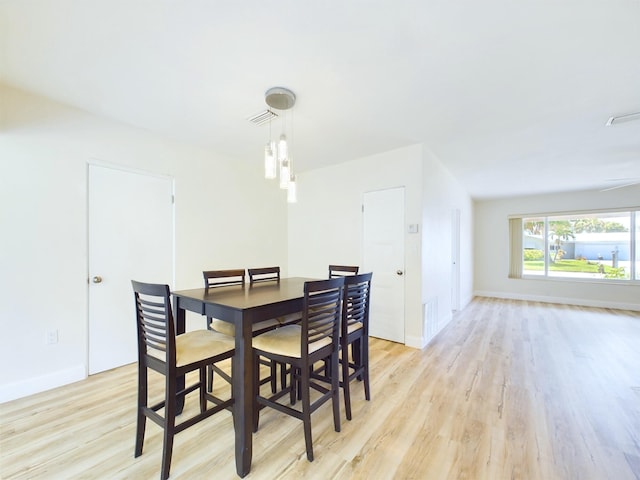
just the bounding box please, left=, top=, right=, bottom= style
left=352, top=339, right=363, bottom=381
left=341, top=343, right=353, bottom=421
left=270, top=359, right=277, bottom=393
left=322, top=358, right=330, bottom=377
left=362, top=336, right=371, bottom=401
left=199, top=367, right=207, bottom=413
left=300, top=367, right=314, bottom=462
left=290, top=367, right=298, bottom=405
left=206, top=364, right=213, bottom=392
left=206, top=322, right=214, bottom=392
left=331, top=351, right=341, bottom=432
left=161, top=375, right=177, bottom=480
left=280, top=361, right=288, bottom=389
left=135, top=365, right=147, bottom=457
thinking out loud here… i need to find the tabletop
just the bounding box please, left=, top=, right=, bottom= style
left=172, top=277, right=316, bottom=311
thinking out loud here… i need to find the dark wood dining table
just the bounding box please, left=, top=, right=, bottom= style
left=172, top=277, right=315, bottom=477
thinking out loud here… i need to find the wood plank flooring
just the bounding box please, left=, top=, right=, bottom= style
left=1, top=297, right=639, bottom=479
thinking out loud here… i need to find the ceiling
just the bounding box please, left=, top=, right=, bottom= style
left=1, top=0, right=639, bottom=199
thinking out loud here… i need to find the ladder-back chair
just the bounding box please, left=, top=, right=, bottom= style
left=203, top=269, right=280, bottom=392
left=340, top=272, right=373, bottom=420
left=328, top=264, right=359, bottom=278
left=252, top=277, right=345, bottom=461
left=132, top=280, right=234, bottom=480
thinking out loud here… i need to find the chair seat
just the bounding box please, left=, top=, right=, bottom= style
left=346, top=321, right=363, bottom=334
left=210, top=318, right=281, bottom=337
left=277, top=312, right=302, bottom=326
left=252, top=325, right=331, bottom=358
left=149, top=329, right=235, bottom=367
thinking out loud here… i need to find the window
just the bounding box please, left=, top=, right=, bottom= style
left=513, top=209, right=639, bottom=282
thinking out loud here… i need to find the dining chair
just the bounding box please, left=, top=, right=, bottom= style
left=247, top=266, right=281, bottom=284
left=247, top=266, right=303, bottom=391
left=247, top=266, right=301, bottom=326
left=311, top=265, right=358, bottom=379
left=203, top=269, right=281, bottom=392
left=328, top=264, right=360, bottom=278
left=204, top=269, right=281, bottom=336
left=339, top=272, right=373, bottom=420
left=131, top=280, right=234, bottom=480
left=252, top=277, right=345, bottom=461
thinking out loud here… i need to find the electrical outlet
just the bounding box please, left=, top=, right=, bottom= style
left=46, top=329, right=58, bottom=345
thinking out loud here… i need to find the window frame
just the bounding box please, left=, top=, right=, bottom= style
left=512, top=207, right=639, bottom=284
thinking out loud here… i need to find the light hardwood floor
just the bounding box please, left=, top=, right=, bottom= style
left=1, top=297, right=639, bottom=479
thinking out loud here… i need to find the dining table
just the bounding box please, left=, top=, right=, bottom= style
left=171, top=277, right=315, bottom=478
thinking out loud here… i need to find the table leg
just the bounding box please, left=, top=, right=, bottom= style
left=233, top=311, right=254, bottom=477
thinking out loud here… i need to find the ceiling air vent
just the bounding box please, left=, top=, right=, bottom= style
left=606, top=111, right=640, bottom=126
left=247, top=109, right=278, bottom=126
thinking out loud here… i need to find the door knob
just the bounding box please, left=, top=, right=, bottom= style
left=396, top=270, right=403, bottom=276
left=92, top=276, right=103, bottom=284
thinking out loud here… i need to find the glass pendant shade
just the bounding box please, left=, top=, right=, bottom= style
left=280, top=160, right=290, bottom=189
left=264, top=143, right=276, bottom=179
left=287, top=175, right=297, bottom=203
left=278, top=134, right=288, bottom=162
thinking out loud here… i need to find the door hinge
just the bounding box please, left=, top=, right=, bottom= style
left=361, top=204, right=364, bottom=213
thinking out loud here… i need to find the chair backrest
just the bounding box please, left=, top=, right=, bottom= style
left=342, top=272, right=373, bottom=337
left=131, top=280, right=176, bottom=365
left=203, top=269, right=246, bottom=289
left=247, top=266, right=280, bottom=284
left=328, top=264, right=359, bottom=278
left=302, top=277, right=345, bottom=358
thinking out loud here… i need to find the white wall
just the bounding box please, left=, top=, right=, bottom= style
left=287, top=144, right=473, bottom=348
left=474, top=187, right=640, bottom=310
left=421, top=148, right=474, bottom=343
left=0, top=85, right=476, bottom=401
left=0, top=85, right=288, bottom=402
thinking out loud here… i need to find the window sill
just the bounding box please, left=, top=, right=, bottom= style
left=521, top=274, right=640, bottom=286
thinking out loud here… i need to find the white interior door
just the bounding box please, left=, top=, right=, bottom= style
left=88, top=164, right=174, bottom=374
left=363, top=187, right=405, bottom=343
left=451, top=208, right=461, bottom=312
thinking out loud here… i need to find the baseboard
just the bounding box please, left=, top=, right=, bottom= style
left=473, top=290, right=640, bottom=312
left=0, top=364, right=86, bottom=403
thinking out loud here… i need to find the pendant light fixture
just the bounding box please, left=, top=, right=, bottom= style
left=264, top=116, right=276, bottom=179
left=263, top=87, right=297, bottom=203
